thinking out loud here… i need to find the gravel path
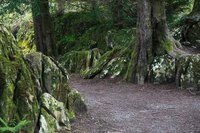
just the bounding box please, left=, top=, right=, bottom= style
left=70, top=75, right=200, bottom=133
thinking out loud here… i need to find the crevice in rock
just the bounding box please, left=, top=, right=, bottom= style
left=34, top=106, right=41, bottom=133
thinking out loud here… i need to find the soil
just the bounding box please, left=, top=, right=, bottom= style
left=69, top=74, right=200, bottom=133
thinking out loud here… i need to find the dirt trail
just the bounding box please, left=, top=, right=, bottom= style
left=70, top=75, right=200, bottom=133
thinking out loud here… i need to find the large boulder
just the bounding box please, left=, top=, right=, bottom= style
left=176, top=54, right=200, bottom=89
left=60, top=48, right=101, bottom=73
left=0, top=24, right=86, bottom=132
left=39, top=93, right=70, bottom=132
left=80, top=45, right=133, bottom=79
left=149, top=53, right=200, bottom=90
left=149, top=54, right=176, bottom=84
left=0, top=23, right=38, bottom=132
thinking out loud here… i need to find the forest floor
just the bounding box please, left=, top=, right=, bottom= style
left=69, top=74, right=200, bottom=133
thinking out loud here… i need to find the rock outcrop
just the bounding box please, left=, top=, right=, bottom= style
left=0, top=23, right=86, bottom=132
left=149, top=54, right=200, bottom=90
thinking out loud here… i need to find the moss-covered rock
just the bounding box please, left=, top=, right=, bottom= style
left=60, top=48, right=101, bottom=73
left=80, top=47, right=121, bottom=79
left=148, top=53, right=200, bottom=90
left=99, top=57, right=128, bottom=78
left=149, top=54, right=176, bottom=84
left=25, top=52, right=69, bottom=101
left=0, top=24, right=86, bottom=132
left=176, top=54, right=200, bottom=89
left=40, top=93, right=70, bottom=132
left=80, top=46, right=132, bottom=79
left=0, top=23, right=38, bottom=133
left=67, top=89, right=87, bottom=116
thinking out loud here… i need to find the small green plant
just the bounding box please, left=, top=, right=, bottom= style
left=0, top=117, right=30, bottom=133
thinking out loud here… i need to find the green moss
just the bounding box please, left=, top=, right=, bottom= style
left=0, top=23, right=87, bottom=132
left=53, top=11, right=111, bottom=54
left=124, top=47, right=137, bottom=82
left=157, top=38, right=173, bottom=54
left=67, top=89, right=87, bottom=115
left=149, top=55, right=176, bottom=84
left=16, top=21, right=36, bottom=53
left=0, top=23, right=38, bottom=132
left=40, top=109, right=58, bottom=133
left=40, top=93, right=71, bottom=131
left=176, top=55, right=200, bottom=89
left=81, top=47, right=121, bottom=79
left=0, top=67, right=6, bottom=97
left=60, top=49, right=101, bottom=73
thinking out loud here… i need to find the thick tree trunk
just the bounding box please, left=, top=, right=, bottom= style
left=31, top=0, right=56, bottom=57
left=151, top=0, right=175, bottom=55
left=126, top=0, right=175, bottom=84
left=125, top=0, right=152, bottom=84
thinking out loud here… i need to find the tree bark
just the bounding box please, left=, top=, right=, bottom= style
left=31, top=0, right=56, bottom=57
left=126, top=0, right=175, bottom=84
left=126, top=0, right=152, bottom=84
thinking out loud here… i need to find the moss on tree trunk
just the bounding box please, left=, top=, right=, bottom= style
left=126, top=0, right=176, bottom=84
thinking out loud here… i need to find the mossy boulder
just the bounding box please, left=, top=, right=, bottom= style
left=40, top=93, right=70, bottom=132
left=0, top=24, right=86, bottom=132
left=25, top=52, right=70, bottom=102
left=148, top=52, right=200, bottom=90
left=176, top=54, right=200, bottom=89
left=98, top=57, right=128, bottom=78
left=149, top=55, right=176, bottom=84
left=67, top=89, right=87, bottom=116
left=81, top=46, right=132, bottom=79
left=0, top=23, right=38, bottom=132
left=60, top=48, right=101, bottom=73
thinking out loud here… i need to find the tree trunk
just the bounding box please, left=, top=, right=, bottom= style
left=31, top=0, right=56, bottom=57
left=125, top=0, right=152, bottom=84
left=126, top=0, right=175, bottom=84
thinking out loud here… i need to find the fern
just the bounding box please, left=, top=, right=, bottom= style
left=0, top=117, right=30, bottom=133
left=0, top=118, right=7, bottom=127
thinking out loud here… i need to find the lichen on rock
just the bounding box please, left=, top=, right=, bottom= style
left=149, top=54, right=176, bottom=84
left=176, top=54, right=200, bottom=89
left=60, top=48, right=101, bottom=73
left=0, top=23, right=38, bottom=133
left=0, top=23, right=86, bottom=132
left=40, top=93, right=70, bottom=132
